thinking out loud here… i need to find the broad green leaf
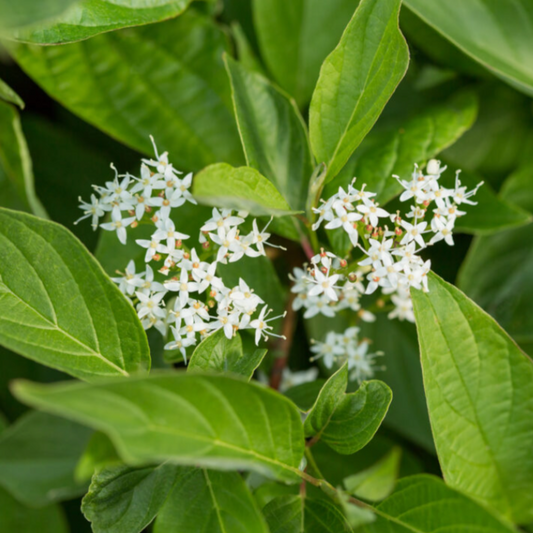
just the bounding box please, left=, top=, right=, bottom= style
left=360, top=316, right=433, bottom=452
left=193, top=163, right=296, bottom=216
left=284, top=379, right=326, bottom=412
left=411, top=272, right=533, bottom=523
left=325, top=91, right=478, bottom=204
left=0, top=208, right=150, bottom=380
left=304, top=364, right=392, bottom=455
left=0, top=78, right=24, bottom=108
left=309, top=0, right=409, bottom=182
left=252, top=0, right=361, bottom=108
left=458, top=166, right=533, bottom=353
left=344, top=446, right=401, bottom=502
left=8, top=0, right=193, bottom=45
left=12, top=373, right=305, bottom=483
left=232, top=22, right=267, bottom=77
left=82, top=463, right=181, bottom=533
left=8, top=12, right=243, bottom=172
left=263, top=495, right=353, bottom=533
left=0, top=102, right=46, bottom=217
left=154, top=468, right=269, bottom=533
left=189, top=329, right=267, bottom=380
left=0, top=411, right=91, bottom=506
left=404, top=0, right=533, bottom=96
left=0, top=0, right=77, bottom=30
left=224, top=55, right=314, bottom=212
left=75, top=432, right=121, bottom=483
left=0, top=486, right=68, bottom=533
left=363, top=475, right=516, bottom=533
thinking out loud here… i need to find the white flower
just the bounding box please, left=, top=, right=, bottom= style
left=74, top=194, right=106, bottom=229
left=252, top=218, right=284, bottom=255
left=143, top=135, right=182, bottom=179
left=358, top=238, right=394, bottom=268
left=279, top=367, right=319, bottom=392
left=356, top=199, right=389, bottom=227
left=229, top=233, right=261, bottom=262
left=135, top=236, right=169, bottom=262
left=131, top=164, right=165, bottom=197
left=347, top=340, right=381, bottom=383
left=148, top=189, right=186, bottom=219
left=201, top=208, right=244, bottom=237
left=174, top=173, right=196, bottom=205
left=164, top=327, right=196, bottom=364
left=452, top=171, right=483, bottom=205
left=136, top=290, right=166, bottom=320
left=111, top=260, right=141, bottom=296
left=100, top=206, right=136, bottom=244
left=164, top=268, right=199, bottom=307
left=324, top=205, right=362, bottom=234
left=303, top=296, right=337, bottom=318
left=152, top=218, right=189, bottom=249
left=249, top=305, right=286, bottom=345
left=310, top=332, right=344, bottom=368
left=211, top=227, right=239, bottom=262
left=131, top=264, right=165, bottom=294
left=307, top=268, right=340, bottom=301
left=211, top=308, right=240, bottom=339
left=388, top=288, right=415, bottom=322
left=400, top=220, right=428, bottom=248
left=429, top=217, right=455, bottom=246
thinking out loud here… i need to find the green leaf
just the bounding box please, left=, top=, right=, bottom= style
left=344, top=446, right=401, bottom=502
left=75, top=432, right=121, bottom=483
left=231, top=22, right=267, bottom=77
left=8, top=12, right=243, bottom=172
left=304, top=364, right=392, bottom=455
left=189, top=329, right=267, bottom=380
left=252, top=0, right=361, bottom=108
left=0, top=208, right=150, bottom=380
left=0, top=78, right=24, bottom=108
left=193, top=163, right=296, bottom=216
left=324, top=91, right=478, bottom=204
left=8, top=0, right=193, bottom=45
left=154, top=468, right=269, bottom=533
left=411, top=272, right=533, bottom=523
left=0, top=101, right=46, bottom=217
left=309, top=0, right=409, bottom=182
left=0, top=0, right=77, bottom=30
left=403, top=0, right=533, bottom=97
left=82, top=463, right=181, bottom=533
left=360, top=316, right=433, bottom=452
left=284, top=379, right=326, bottom=412
left=364, top=474, right=516, bottom=532
left=224, top=54, right=314, bottom=212
left=0, top=411, right=91, bottom=506
left=12, top=372, right=305, bottom=483
left=458, top=167, right=533, bottom=352
left=263, top=495, right=354, bottom=533
left=0, top=486, right=68, bottom=533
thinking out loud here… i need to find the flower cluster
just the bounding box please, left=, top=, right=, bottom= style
left=308, top=159, right=482, bottom=324
left=76, top=138, right=285, bottom=363
left=310, top=327, right=383, bottom=382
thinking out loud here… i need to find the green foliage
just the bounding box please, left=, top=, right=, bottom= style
left=153, top=468, right=269, bottom=532
left=0, top=78, right=24, bottom=108
left=8, top=11, right=243, bottom=172
left=224, top=54, right=314, bottom=211
left=8, top=0, right=193, bottom=45
left=412, top=273, right=533, bottom=523
left=404, top=0, right=533, bottom=96
left=309, top=0, right=409, bottom=182
left=0, top=485, right=68, bottom=532
left=304, top=364, right=392, bottom=454
left=189, top=329, right=267, bottom=380
left=364, top=475, right=516, bottom=532
left=0, top=102, right=46, bottom=217
left=0, top=410, right=91, bottom=506
left=252, top=0, right=360, bottom=108
left=82, top=463, right=181, bottom=533
left=193, top=163, right=295, bottom=216
left=0, top=208, right=150, bottom=380
left=13, top=373, right=305, bottom=483
left=0, top=0, right=77, bottom=30
left=458, top=166, right=533, bottom=354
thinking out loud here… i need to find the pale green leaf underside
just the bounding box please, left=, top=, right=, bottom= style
left=0, top=208, right=150, bottom=381
left=404, top=0, right=533, bottom=97
left=7, top=0, right=192, bottom=45
left=8, top=12, right=243, bottom=172
left=154, top=467, right=269, bottom=533
left=411, top=273, right=533, bottom=524
left=364, top=475, right=515, bottom=532
left=224, top=54, right=314, bottom=212
left=0, top=0, right=76, bottom=30
left=309, top=0, right=409, bottom=182
left=193, top=163, right=296, bottom=216
left=12, top=373, right=305, bottom=483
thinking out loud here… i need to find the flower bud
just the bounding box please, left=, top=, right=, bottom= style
left=202, top=241, right=210, bottom=249
left=153, top=254, right=161, bottom=261
left=340, top=259, right=347, bottom=268
left=427, top=159, right=440, bottom=175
